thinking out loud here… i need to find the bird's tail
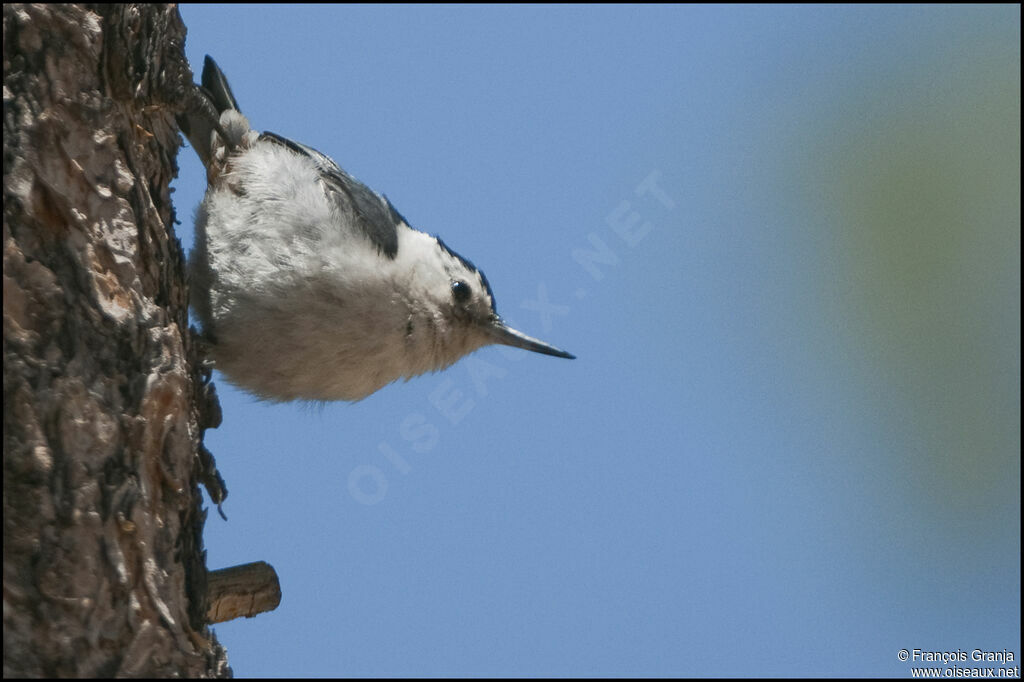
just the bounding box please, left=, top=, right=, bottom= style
left=177, top=55, right=249, bottom=168
left=199, top=55, right=240, bottom=114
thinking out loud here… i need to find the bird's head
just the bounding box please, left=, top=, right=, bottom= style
left=396, top=231, right=574, bottom=373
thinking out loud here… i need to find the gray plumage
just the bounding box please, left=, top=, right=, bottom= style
left=181, top=56, right=573, bottom=402
left=259, top=131, right=400, bottom=259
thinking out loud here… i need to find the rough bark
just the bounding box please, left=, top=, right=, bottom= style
left=3, top=4, right=229, bottom=677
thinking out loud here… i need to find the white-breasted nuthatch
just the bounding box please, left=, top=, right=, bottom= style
left=179, top=56, right=573, bottom=402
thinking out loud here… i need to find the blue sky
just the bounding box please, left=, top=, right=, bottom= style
left=174, top=5, right=1020, bottom=677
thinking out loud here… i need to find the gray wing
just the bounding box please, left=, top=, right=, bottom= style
left=260, top=131, right=401, bottom=259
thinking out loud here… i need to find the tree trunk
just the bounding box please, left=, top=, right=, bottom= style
left=3, top=4, right=230, bottom=676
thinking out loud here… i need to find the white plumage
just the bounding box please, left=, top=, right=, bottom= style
left=182, top=57, right=573, bottom=402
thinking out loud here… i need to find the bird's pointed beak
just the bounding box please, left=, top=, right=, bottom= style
left=485, top=318, right=575, bottom=359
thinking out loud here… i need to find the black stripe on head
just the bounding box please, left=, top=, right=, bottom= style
left=435, top=237, right=497, bottom=313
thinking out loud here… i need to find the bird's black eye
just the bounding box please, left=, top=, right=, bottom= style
left=451, top=280, right=472, bottom=303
